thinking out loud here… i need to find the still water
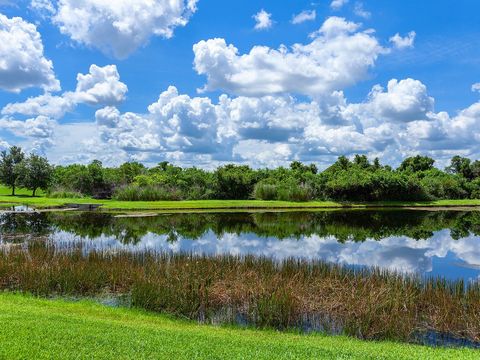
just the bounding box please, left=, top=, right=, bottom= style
left=1, top=209, right=480, bottom=282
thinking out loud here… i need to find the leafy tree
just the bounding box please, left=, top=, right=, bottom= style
left=52, top=164, right=92, bottom=195
left=398, top=155, right=435, bottom=173
left=117, top=162, right=146, bottom=184
left=0, top=146, right=25, bottom=195
left=290, top=161, right=318, bottom=174
left=353, top=154, right=370, bottom=169
left=22, top=154, right=53, bottom=196
left=214, top=164, right=259, bottom=200
left=446, top=156, right=474, bottom=179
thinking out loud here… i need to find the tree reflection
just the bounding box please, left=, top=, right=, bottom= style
left=0, top=210, right=476, bottom=245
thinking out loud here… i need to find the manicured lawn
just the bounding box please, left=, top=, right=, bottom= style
left=1, top=185, right=480, bottom=210
left=0, top=293, right=476, bottom=359
left=0, top=185, right=45, bottom=197
left=1, top=195, right=480, bottom=211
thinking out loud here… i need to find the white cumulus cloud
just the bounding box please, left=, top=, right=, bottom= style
left=389, top=31, right=416, bottom=49
left=330, top=0, right=349, bottom=10
left=2, top=64, right=128, bottom=119
left=291, top=10, right=316, bottom=24
left=471, top=83, right=480, bottom=93
left=40, top=0, right=198, bottom=59
left=253, top=9, right=273, bottom=30
left=0, top=13, right=59, bottom=93
left=0, top=115, right=56, bottom=139
left=27, top=76, right=480, bottom=167
left=193, top=17, right=385, bottom=98
left=345, top=78, right=435, bottom=126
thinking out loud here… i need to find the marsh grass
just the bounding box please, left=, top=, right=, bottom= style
left=0, top=241, right=479, bottom=345
left=48, top=189, right=85, bottom=199
left=113, top=185, right=183, bottom=201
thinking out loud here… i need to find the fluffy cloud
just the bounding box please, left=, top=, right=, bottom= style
left=96, top=86, right=221, bottom=155
left=0, top=64, right=127, bottom=157
left=30, top=0, right=55, bottom=15
left=72, top=64, right=128, bottom=105
left=0, top=14, right=59, bottom=93
left=2, top=64, right=127, bottom=119
left=389, top=31, right=416, bottom=49
left=1, top=93, right=73, bottom=119
left=0, top=115, right=55, bottom=139
left=233, top=140, right=292, bottom=166
left=90, top=80, right=435, bottom=166
left=330, top=0, right=349, bottom=10
left=40, top=0, right=198, bottom=59
left=10, top=75, right=476, bottom=167
left=471, top=83, right=480, bottom=93
left=345, top=78, right=434, bottom=126
left=96, top=106, right=161, bottom=151
left=0, top=115, right=56, bottom=154
left=193, top=17, right=385, bottom=98
left=253, top=9, right=273, bottom=30
left=291, top=10, right=316, bottom=24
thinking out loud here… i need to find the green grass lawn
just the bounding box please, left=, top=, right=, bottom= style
left=1, top=185, right=480, bottom=211
left=0, top=293, right=476, bottom=359
left=0, top=185, right=45, bottom=197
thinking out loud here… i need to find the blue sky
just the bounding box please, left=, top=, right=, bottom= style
left=1, top=0, right=480, bottom=168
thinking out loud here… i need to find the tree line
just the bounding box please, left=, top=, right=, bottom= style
left=0, top=146, right=52, bottom=196
left=1, top=146, right=480, bottom=201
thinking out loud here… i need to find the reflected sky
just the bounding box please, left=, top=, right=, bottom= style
left=49, top=227, right=480, bottom=283
left=2, top=210, right=480, bottom=282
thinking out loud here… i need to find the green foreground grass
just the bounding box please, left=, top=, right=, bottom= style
left=0, top=293, right=477, bottom=359
left=2, top=185, right=480, bottom=210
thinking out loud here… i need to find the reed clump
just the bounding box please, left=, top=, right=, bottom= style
left=0, top=242, right=479, bottom=344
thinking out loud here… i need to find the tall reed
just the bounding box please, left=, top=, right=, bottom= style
left=0, top=242, right=479, bottom=344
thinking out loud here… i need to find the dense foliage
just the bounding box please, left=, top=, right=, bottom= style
left=1, top=146, right=480, bottom=201
left=0, top=147, right=52, bottom=196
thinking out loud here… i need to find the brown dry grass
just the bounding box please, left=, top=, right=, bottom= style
left=0, top=242, right=479, bottom=344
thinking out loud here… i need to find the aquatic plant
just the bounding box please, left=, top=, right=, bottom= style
left=0, top=241, right=479, bottom=345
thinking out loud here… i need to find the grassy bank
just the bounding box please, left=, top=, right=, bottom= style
left=0, top=293, right=477, bottom=359
left=1, top=193, right=480, bottom=211
left=1, top=243, right=479, bottom=344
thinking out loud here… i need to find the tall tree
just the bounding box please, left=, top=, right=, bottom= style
left=446, top=156, right=474, bottom=179
left=398, top=155, right=435, bottom=173
left=353, top=154, right=370, bottom=169
left=0, top=146, right=25, bottom=196
left=22, top=154, right=53, bottom=196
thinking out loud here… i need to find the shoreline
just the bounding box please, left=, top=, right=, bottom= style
left=1, top=196, right=480, bottom=211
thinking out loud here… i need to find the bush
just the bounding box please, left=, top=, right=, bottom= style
left=417, top=170, right=468, bottom=200
left=48, top=189, right=84, bottom=199
left=322, top=169, right=426, bottom=202
left=469, top=179, right=480, bottom=199
left=113, top=185, right=183, bottom=201
left=253, top=183, right=278, bottom=200
left=277, top=184, right=312, bottom=202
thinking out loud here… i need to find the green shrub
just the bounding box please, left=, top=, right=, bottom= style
left=48, top=189, right=85, bottom=199
left=417, top=170, right=468, bottom=200
left=113, top=185, right=183, bottom=201
left=277, top=184, right=312, bottom=202
left=253, top=183, right=278, bottom=200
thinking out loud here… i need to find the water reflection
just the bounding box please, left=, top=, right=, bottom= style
left=1, top=210, right=480, bottom=281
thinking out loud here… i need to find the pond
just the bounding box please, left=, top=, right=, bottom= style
left=1, top=209, right=480, bottom=282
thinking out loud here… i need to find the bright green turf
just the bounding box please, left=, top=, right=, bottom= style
left=0, top=185, right=45, bottom=197
left=1, top=185, right=480, bottom=210
left=0, top=293, right=476, bottom=359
